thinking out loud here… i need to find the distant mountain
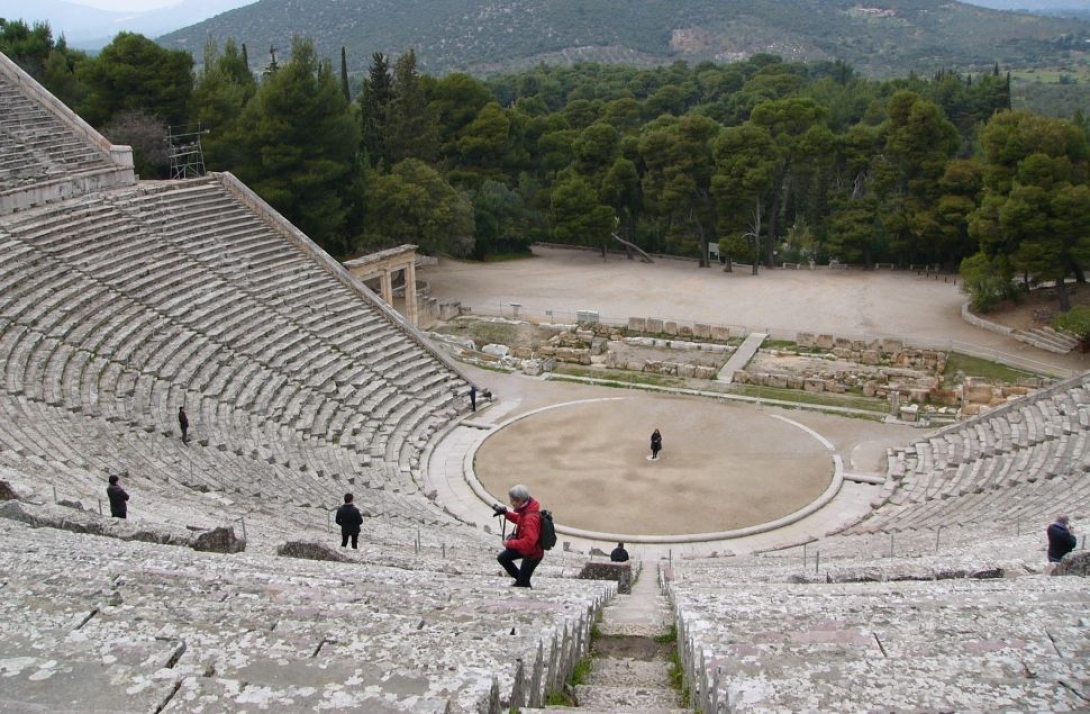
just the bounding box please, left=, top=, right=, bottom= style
left=0, top=0, right=256, bottom=50
left=961, top=0, right=1089, bottom=17
left=157, top=0, right=1090, bottom=78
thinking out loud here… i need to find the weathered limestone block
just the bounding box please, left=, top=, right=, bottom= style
left=0, top=480, right=17, bottom=501
left=880, top=338, right=903, bottom=355
left=671, top=340, right=699, bottom=351
left=678, top=363, right=696, bottom=378
left=787, top=375, right=805, bottom=390
left=483, top=343, right=510, bottom=358
left=825, top=381, right=846, bottom=393
left=768, top=374, right=789, bottom=389
left=645, top=360, right=662, bottom=373
left=964, top=383, right=994, bottom=404
left=679, top=325, right=693, bottom=337
left=628, top=317, right=647, bottom=333
left=1004, top=386, right=1031, bottom=397
left=1053, top=551, right=1090, bottom=576
left=661, top=362, right=679, bottom=375
left=815, top=334, right=835, bottom=348
left=193, top=526, right=246, bottom=553
left=575, top=329, right=595, bottom=341
left=556, top=347, right=590, bottom=364
left=711, top=326, right=732, bottom=341
left=664, top=321, right=678, bottom=335
left=804, top=378, right=825, bottom=393
left=834, top=337, right=853, bottom=351
left=578, top=562, right=633, bottom=594
left=797, top=332, right=815, bottom=348
left=277, top=540, right=351, bottom=562
left=693, top=323, right=711, bottom=339
left=605, top=351, right=620, bottom=368
left=646, top=318, right=664, bottom=333
left=438, top=300, right=462, bottom=320
left=861, top=350, right=881, bottom=365
left=833, top=347, right=853, bottom=359
left=513, top=346, right=534, bottom=360
left=908, top=388, right=930, bottom=403
left=523, top=361, right=543, bottom=376
left=695, top=365, right=718, bottom=379
left=733, top=370, right=750, bottom=384
left=863, top=380, right=878, bottom=397
left=626, top=361, right=644, bottom=372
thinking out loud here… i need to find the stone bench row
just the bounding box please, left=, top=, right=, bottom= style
left=669, top=575, right=1090, bottom=713
left=0, top=390, right=473, bottom=535
left=0, top=519, right=610, bottom=713
left=0, top=83, right=116, bottom=180
left=1, top=200, right=460, bottom=443
left=0, top=259, right=460, bottom=462
left=853, top=470, right=1090, bottom=536
left=670, top=527, right=1051, bottom=586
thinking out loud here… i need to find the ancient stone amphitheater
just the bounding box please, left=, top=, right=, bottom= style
left=1, top=50, right=1088, bottom=713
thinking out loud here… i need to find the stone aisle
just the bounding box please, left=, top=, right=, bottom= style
left=524, top=562, right=688, bottom=713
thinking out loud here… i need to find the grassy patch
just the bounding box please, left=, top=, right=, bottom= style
left=730, top=383, right=889, bottom=415
left=434, top=320, right=520, bottom=346
left=653, top=624, right=677, bottom=644
left=944, top=352, right=1039, bottom=383
left=667, top=647, right=691, bottom=707
left=553, top=365, right=688, bottom=389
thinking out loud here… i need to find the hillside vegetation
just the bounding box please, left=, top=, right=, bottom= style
left=157, top=0, right=1090, bottom=78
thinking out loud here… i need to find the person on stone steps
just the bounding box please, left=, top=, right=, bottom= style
left=493, top=484, right=545, bottom=588
left=1047, top=515, right=1076, bottom=564
left=107, top=475, right=129, bottom=519
left=335, top=493, right=363, bottom=549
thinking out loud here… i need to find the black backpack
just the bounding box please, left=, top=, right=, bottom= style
left=537, top=510, right=557, bottom=551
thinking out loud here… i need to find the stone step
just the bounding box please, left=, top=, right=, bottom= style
left=573, top=684, right=683, bottom=710
left=521, top=710, right=684, bottom=714
left=521, top=708, right=688, bottom=714
left=585, top=658, right=673, bottom=689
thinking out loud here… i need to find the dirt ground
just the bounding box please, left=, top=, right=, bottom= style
left=975, top=286, right=1090, bottom=331
left=474, top=394, right=833, bottom=536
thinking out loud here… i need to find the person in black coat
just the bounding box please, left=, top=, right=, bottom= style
left=610, top=542, right=630, bottom=563
left=650, top=428, right=662, bottom=460
left=335, top=493, right=363, bottom=549
left=107, top=475, right=129, bottom=519
left=1047, top=515, right=1076, bottom=563
left=178, top=406, right=189, bottom=444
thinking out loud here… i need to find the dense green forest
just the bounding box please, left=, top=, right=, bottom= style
left=4, top=18, right=1090, bottom=316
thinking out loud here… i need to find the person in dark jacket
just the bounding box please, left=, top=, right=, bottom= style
left=107, top=475, right=129, bottom=519
left=650, top=428, right=662, bottom=460
left=493, top=484, right=545, bottom=588
left=1047, top=515, right=1076, bottom=563
left=335, top=493, right=363, bottom=549
left=610, top=542, right=630, bottom=562
left=469, top=384, right=478, bottom=412
left=178, top=406, right=189, bottom=444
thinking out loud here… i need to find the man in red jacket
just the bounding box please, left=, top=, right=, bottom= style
left=493, top=484, right=545, bottom=588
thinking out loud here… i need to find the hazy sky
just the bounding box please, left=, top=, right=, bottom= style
left=67, top=0, right=180, bottom=10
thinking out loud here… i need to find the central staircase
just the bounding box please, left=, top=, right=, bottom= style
left=526, top=563, right=687, bottom=713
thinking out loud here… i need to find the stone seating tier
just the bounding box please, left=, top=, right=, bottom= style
left=0, top=82, right=118, bottom=186
left=860, top=372, right=1090, bottom=535
left=668, top=574, right=1090, bottom=713
left=0, top=518, right=611, bottom=713
left=0, top=182, right=466, bottom=459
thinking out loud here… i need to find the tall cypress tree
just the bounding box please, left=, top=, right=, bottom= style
left=385, top=49, right=438, bottom=165
left=359, top=52, right=393, bottom=167
left=340, top=46, right=350, bottom=102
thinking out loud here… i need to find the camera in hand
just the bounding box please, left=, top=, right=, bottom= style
left=492, top=504, right=507, bottom=516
